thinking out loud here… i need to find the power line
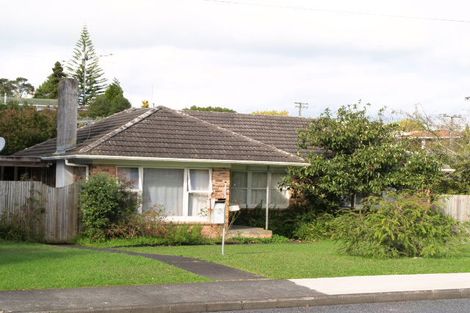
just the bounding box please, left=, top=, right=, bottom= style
left=202, top=0, right=470, bottom=24
left=294, top=101, right=308, bottom=117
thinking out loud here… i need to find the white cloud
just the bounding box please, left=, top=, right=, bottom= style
left=1, top=0, right=470, bottom=118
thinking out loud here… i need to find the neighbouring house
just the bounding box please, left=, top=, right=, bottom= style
left=0, top=84, right=311, bottom=236
left=400, top=129, right=462, bottom=149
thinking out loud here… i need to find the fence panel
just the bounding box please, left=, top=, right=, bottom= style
left=0, top=181, right=80, bottom=242
left=441, top=195, right=470, bottom=222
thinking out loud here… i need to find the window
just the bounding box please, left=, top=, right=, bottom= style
left=117, top=167, right=140, bottom=190
left=141, top=168, right=211, bottom=219
left=142, top=168, right=184, bottom=215
left=231, top=171, right=289, bottom=209
left=187, top=169, right=211, bottom=217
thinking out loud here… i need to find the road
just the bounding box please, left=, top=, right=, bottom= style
left=218, top=299, right=470, bottom=313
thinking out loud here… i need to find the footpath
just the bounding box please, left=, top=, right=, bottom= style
left=2, top=273, right=470, bottom=313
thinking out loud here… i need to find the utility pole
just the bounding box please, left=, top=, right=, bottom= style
left=294, top=102, right=308, bottom=117
left=442, top=114, right=462, bottom=147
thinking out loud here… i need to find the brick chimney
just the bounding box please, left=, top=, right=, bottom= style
left=56, top=78, right=78, bottom=154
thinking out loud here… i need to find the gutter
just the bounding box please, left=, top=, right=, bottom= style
left=64, top=159, right=89, bottom=179
left=42, top=154, right=309, bottom=167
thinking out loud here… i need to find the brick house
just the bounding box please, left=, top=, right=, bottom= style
left=3, top=102, right=310, bottom=233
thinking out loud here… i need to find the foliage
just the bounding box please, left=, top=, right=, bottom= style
left=80, top=173, right=139, bottom=240
left=252, top=110, right=288, bottom=116
left=294, top=212, right=336, bottom=241
left=333, top=193, right=467, bottom=258
left=66, top=26, right=107, bottom=106
left=398, top=118, right=426, bottom=132
left=88, top=79, right=131, bottom=117
left=0, top=104, right=56, bottom=155
left=233, top=207, right=313, bottom=238
left=184, top=105, right=236, bottom=113
left=0, top=77, right=34, bottom=97
left=34, top=61, right=66, bottom=99
left=287, top=104, right=443, bottom=210
left=0, top=191, right=45, bottom=241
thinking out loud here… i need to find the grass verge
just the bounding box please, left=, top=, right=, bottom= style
left=0, top=240, right=208, bottom=291
left=122, top=241, right=470, bottom=279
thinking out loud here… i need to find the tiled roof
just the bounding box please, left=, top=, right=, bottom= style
left=14, top=107, right=311, bottom=164
left=14, top=108, right=148, bottom=157
left=185, top=110, right=311, bottom=155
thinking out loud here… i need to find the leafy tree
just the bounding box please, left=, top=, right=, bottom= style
left=88, top=79, right=131, bottom=117
left=252, top=110, right=288, bottom=116
left=185, top=105, right=236, bottom=113
left=287, top=104, right=443, bottom=210
left=0, top=104, right=56, bottom=155
left=34, top=62, right=66, bottom=99
left=0, top=78, right=14, bottom=96
left=0, top=77, right=34, bottom=98
left=398, top=118, right=426, bottom=132
left=66, top=26, right=106, bottom=106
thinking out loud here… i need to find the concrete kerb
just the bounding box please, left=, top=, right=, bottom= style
left=9, top=288, right=470, bottom=313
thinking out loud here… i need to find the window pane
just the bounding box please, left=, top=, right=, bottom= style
left=270, top=173, right=285, bottom=189
left=251, top=172, right=267, bottom=188
left=117, top=167, right=139, bottom=189
left=189, top=169, right=210, bottom=191
left=143, top=169, right=184, bottom=215
left=188, top=193, right=210, bottom=216
left=230, top=189, right=247, bottom=206
left=250, top=190, right=266, bottom=208
left=231, top=172, right=247, bottom=188
left=270, top=188, right=289, bottom=209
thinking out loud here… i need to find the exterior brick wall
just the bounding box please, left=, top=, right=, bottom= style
left=211, top=168, right=230, bottom=225
left=90, top=165, right=117, bottom=177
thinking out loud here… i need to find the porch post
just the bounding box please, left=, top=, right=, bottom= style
left=265, top=168, right=271, bottom=230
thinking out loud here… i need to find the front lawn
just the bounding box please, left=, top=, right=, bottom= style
left=0, top=241, right=208, bottom=290
left=122, top=241, right=470, bottom=279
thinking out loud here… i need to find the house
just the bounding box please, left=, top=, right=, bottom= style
left=1, top=85, right=311, bottom=235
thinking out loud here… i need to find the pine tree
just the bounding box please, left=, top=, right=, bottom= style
left=66, top=26, right=106, bottom=106
left=34, top=61, right=66, bottom=99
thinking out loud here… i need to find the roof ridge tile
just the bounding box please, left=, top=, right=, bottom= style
left=173, top=107, right=305, bottom=162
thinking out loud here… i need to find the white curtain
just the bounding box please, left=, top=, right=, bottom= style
left=117, top=167, right=139, bottom=189
left=143, top=169, right=184, bottom=215
left=250, top=172, right=267, bottom=207
left=188, top=169, right=210, bottom=216
left=269, top=173, right=289, bottom=208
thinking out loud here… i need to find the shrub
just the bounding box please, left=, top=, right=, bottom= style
left=294, top=213, right=336, bottom=241
left=233, top=206, right=314, bottom=238
left=106, top=209, right=168, bottom=239
left=80, top=173, right=139, bottom=240
left=333, top=193, right=466, bottom=258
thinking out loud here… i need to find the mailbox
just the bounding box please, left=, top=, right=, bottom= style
left=211, top=199, right=226, bottom=224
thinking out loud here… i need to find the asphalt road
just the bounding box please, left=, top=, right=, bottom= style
left=219, top=299, right=470, bottom=313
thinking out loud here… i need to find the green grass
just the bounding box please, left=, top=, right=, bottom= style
left=0, top=240, right=208, bottom=290
left=122, top=241, right=470, bottom=279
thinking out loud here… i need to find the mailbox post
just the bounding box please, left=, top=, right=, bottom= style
left=212, top=199, right=227, bottom=255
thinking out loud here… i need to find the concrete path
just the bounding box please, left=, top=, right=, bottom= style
left=2, top=274, right=470, bottom=313
left=290, top=273, right=470, bottom=295
left=73, top=246, right=264, bottom=281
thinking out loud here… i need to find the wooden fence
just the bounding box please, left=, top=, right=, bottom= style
left=440, top=195, right=470, bottom=222
left=0, top=181, right=80, bottom=242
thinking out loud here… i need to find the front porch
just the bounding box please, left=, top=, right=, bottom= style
left=226, top=225, right=272, bottom=239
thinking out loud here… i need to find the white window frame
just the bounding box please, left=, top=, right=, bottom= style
left=131, top=166, right=212, bottom=222
left=116, top=166, right=143, bottom=213
left=230, top=170, right=290, bottom=209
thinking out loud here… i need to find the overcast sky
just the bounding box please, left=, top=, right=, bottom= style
left=1, top=0, right=470, bottom=118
